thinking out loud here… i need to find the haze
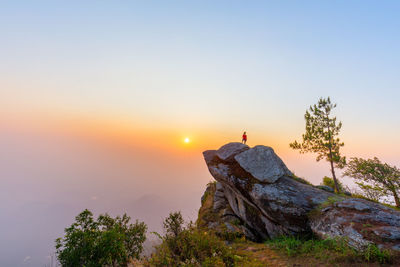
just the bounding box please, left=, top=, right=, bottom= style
left=1, top=1, right=400, bottom=266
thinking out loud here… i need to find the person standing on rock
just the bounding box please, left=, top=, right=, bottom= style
left=242, top=131, right=247, bottom=144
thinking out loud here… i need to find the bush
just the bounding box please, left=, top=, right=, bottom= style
left=55, top=209, right=147, bottom=267
left=149, top=211, right=235, bottom=266
left=163, top=211, right=184, bottom=238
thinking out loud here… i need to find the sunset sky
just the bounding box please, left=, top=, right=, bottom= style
left=1, top=1, right=400, bottom=266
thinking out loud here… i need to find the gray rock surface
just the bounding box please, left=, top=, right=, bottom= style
left=310, top=199, right=400, bottom=251
left=216, top=142, right=249, bottom=162
left=234, top=145, right=292, bottom=183
left=197, top=181, right=260, bottom=241
left=316, top=185, right=334, bottom=193
left=213, top=182, right=227, bottom=210
left=202, top=143, right=400, bottom=251
left=203, top=150, right=217, bottom=164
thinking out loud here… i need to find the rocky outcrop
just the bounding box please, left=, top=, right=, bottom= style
left=200, top=142, right=400, bottom=251
left=235, top=145, right=292, bottom=183
left=197, top=181, right=260, bottom=241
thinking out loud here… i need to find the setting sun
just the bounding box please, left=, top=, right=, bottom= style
left=3, top=2, right=400, bottom=266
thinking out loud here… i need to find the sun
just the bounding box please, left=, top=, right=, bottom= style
left=184, top=137, right=190, bottom=143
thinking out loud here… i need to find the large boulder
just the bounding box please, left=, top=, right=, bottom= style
left=310, top=199, right=400, bottom=250
left=201, top=143, right=400, bottom=251
left=234, top=145, right=292, bottom=183
left=216, top=142, right=249, bottom=162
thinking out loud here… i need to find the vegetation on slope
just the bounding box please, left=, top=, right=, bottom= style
left=146, top=213, right=399, bottom=267
left=55, top=209, right=147, bottom=267
left=144, top=182, right=400, bottom=267
left=266, top=235, right=397, bottom=266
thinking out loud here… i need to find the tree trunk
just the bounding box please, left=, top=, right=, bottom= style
left=326, top=115, right=340, bottom=193
left=328, top=146, right=340, bottom=193
left=330, top=160, right=340, bottom=193
left=392, top=189, right=400, bottom=208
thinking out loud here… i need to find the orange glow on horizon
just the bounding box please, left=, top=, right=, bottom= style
left=3, top=111, right=397, bottom=168
left=0, top=112, right=291, bottom=159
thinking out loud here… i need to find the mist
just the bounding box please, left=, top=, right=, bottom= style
left=0, top=124, right=210, bottom=266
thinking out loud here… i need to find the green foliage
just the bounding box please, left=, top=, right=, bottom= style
left=290, top=97, right=346, bottom=193
left=344, top=157, right=400, bottom=207
left=321, top=176, right=344, bottom=192
left=356, top=183, right=385, bottom=202
left=265, top=235, right=393, bottom=264
left=363, top=244, right=392, bottom=264
left=350, top=192, right=379, bottom=203
left=201, top=181, right=216, bottom=205
left=308, top=196, right=344, bottom=219
left=150, top=211, right=236, bottom=266
left=55, top=209, right=147, bottom=267
left=163, top=211, right=184, bottom=238
left=266, top=236, right=350, bottom=258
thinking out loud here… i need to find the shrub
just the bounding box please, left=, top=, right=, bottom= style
left=163, top=211, right=184, bottom=238
left=149, top=211, right=235, bottom=266
left=55, top=209, right=147, bottom=267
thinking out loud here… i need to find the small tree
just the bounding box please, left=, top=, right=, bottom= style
left=290, top=97, right=346, bottom=193
left=55, top=209, right=147, bottom=267
left=355, top=183, right=384, bottom=202
left=344, top=157, right=400, bottom=208
left=163, top=211, right=184, bottom=238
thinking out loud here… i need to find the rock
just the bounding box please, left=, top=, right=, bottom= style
left=216, top=142, right=249, bottom=162
left=234, top=145, right=292, bottom=183
left=335, top=199, right=370, bottom=211
left=316, top=185, right=334, bottom=193
left=213, top=182, right=227, bottom=210
left=343, top=190, right=352, bottom=196
left=197, top=181, right=261, bottom=241
left=310, top=199, right=400, bottom=251
left=203, top=150, right=217, bottom=165
left=201, top=143, right=400, bottom=251
left=316, top=185, right=352, bottom=195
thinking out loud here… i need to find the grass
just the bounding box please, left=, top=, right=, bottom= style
left=290, top=173, right=313, bottom=186
left=193, top=176, right=400, bottom=266
left=197, top=182, right=219, bottom=229
left=265, top=236, right=350, bottom=258
left=308, top=195, right=344, bottom=219
left=200, top=181, right=216, bottom=206
left=265, top=235, right=395, bottom=265
left=148, top=233, right=398, bottom=267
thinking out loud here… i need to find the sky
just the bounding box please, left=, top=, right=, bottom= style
left=1, top=1, right=400, bottom=266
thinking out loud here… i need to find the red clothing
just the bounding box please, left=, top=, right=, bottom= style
left=242, top=134, right=247, bottom=140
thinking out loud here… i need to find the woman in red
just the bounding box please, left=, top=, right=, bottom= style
left=242, top=131, right=247, bottom=144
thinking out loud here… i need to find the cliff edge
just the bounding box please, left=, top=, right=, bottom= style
left=198, top=142, right=400, bottom=251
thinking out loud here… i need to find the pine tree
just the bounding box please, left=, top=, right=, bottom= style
left=290, top=97, right=346, bottom=193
